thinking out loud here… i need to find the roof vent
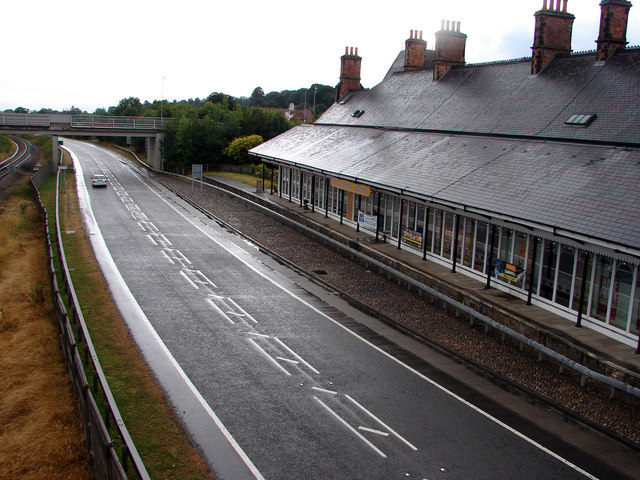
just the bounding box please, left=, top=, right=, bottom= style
left=565, top=113, right=597, bottom=126
left=352, top=109, right=366, bottom=118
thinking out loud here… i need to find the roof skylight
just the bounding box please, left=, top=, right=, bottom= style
left=565, top=114, right=597, bottom=126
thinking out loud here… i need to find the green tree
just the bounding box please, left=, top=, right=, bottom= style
left=224, top=135, right=264, bottom=165
left=112, top=97, right=144, bottom=116
left=249, top=87, right=265, bottom=107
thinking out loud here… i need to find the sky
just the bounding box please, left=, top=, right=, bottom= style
left=3, top=0, right=640, bottom=113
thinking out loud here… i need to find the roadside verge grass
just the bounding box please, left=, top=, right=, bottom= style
left=0, top=181, right=94, bottom=480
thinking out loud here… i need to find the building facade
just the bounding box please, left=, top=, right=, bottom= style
left=250, top=0, right=640, bottom=348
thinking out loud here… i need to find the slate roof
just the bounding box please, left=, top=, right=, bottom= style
left=250, top=48, right=640, bottom=253
left=252, top=123, right=640, bottom=250
left=319, top=49, right=640, bottom=145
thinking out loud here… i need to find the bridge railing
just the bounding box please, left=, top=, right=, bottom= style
left=71, top=115, right=167, bottom=130
left=0, top=112, right=51, bottom=127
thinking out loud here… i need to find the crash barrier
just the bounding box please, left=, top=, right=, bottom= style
left=31, top=169, right=150, bottom=480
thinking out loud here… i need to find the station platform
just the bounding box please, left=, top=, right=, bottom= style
left=204, top=174, right=640, bottom=387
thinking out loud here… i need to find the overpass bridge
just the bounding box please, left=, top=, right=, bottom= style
left=0, top=113, right=167, bottom=169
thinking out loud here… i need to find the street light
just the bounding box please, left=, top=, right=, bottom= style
left=313, top=85, right=318, bottom=119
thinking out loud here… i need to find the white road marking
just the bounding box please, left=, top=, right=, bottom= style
left=206, top=298, right=235, bottom=324
left=358, top=426, right=389, bottom=437
left=276, top=356, right=300, bottom=365
left=314, top=396, right=387, bottom=459
left=346, top=394, right=417, bottom=451
left=312, top=387, right=338, bottom=395
left=180, top=270, right=199, bottom=289
left=249, top=338, right=291, bottom=376
left=273, top=337, right=320, bottom=374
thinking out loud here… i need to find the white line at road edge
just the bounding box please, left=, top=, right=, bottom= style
left=136, top=161, right=599, bottom=480
left=65, top=145, right=265, bottom=480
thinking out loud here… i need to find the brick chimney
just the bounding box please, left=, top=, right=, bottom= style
left=596, top=0, right=632, bottom=61
left=404, top=29, right=427, bottom=71
left=531, top=0, right=575, bottom=75
left=433, top=20, right=467, bottom=81
left=335, top=47, right=363, bottom=102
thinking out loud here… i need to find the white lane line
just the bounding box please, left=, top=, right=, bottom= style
left=311, top=387, right=337, bottom=395
left=147, top=235, right=158, bottom=246
left=249, top=338, right=291, bottom=376
left=358, top=426, right=389, bottom=437
left=161, top=250, right=174, bottom=264
left=345, top=394, right=417, bottom=451
left=206, top=298, right=235, bottom=324
left=226, top=298, right=258, bottom=323
left=276, top=357, right=300, bottom=365
left=273, top=337, right=320, bottom=374
left=138, top=158, right=599, bottom=480
left=180, top=270, right=199, bottom=290
left=247, top=332, right=270, bottom=338
left=314, top=396, right=387, bottom=459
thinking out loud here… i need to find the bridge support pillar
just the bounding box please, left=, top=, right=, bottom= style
left=52, top=136, right=60, bottom=174
left=147, top=134, right=162, bottom=170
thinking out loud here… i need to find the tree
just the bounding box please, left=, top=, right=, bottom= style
left=249, top=87, right=265, bottom=107
left=112, top=97, right=143, bottom=117
left=224, top=135, right=264, bottom=165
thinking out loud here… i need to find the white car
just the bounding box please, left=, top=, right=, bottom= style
left=91, top=174, right=108, bottom=188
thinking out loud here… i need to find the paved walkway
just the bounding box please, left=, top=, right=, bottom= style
left=206, top=175, right=640, bottom=384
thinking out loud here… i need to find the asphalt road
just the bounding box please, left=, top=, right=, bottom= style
left=63, top=139, right=618, bottom=480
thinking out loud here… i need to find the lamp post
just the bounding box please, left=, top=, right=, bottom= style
left=313, top=85, right=318, bottom=119
left=160, top=76, right=165, bottom=121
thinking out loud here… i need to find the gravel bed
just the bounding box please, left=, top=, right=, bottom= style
left=161, top=175, right=640, bottom=447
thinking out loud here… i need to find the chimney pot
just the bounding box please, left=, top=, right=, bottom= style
left=441, top=19, right=445, bottom=30
left=410, top=29, right=414, bottom=39
left=456, top=21, right=461, bottom=32
left=355, top=47, right=358, bottom=56
left=562, top=0, right=567, bottom=13
left=419, top=30, right=423, bottom=40
left=543, top=0, right=548, bottom=9
left=446, top=20, right=451, bottom=30
left=345, top=46, right=349, bottom=55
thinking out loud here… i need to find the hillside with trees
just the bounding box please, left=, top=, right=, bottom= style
left=3, top=84, right=335, bottom=172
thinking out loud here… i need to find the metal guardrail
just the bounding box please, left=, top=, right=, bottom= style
left=31, top=169, right=150, bottom=480
left=0, top=112, right=51, bottom=127
left=0, top=113, right=167, bottom=130
left=70, top=115, right=167, bottom=130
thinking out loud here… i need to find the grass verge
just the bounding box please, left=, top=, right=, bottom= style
left=42, top=159, right=215, bottom=479
left=0, top=181, right=94, bottom=480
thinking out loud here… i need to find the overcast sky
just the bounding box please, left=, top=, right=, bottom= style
left=4, top=0, right=640, bottom=113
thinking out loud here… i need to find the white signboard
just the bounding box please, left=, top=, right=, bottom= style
left=192, top=164, right=203, bottom=180
left=357, top=211, right=378, bottom=231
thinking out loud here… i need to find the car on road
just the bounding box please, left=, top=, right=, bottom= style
left=91, top=174, right=108, bottom=187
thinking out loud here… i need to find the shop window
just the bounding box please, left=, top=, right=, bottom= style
left=473, top=222, right=487, bottom=273
left=392, top=197, right=401, bottom=238
left=462, top=218, right=474, bottom=268
left=555, top=245, right=575, bottom=308
left=417, top=205, right=426, bottom=236
left=610, top=262, right=634, bottom=332
left=433, top=211, right=443, bottom=255
left=631, top=265, right=640, bottom=336
left=442, top=213, right=453, bottom=259
left=539, top=241, right=558, bottom=301
left=571, top=251, right=592, bottom=314
left=590, top=256, right=613, bottom=322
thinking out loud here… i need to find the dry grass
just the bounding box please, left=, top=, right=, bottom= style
left=0, top=191, right=94, bottom=480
